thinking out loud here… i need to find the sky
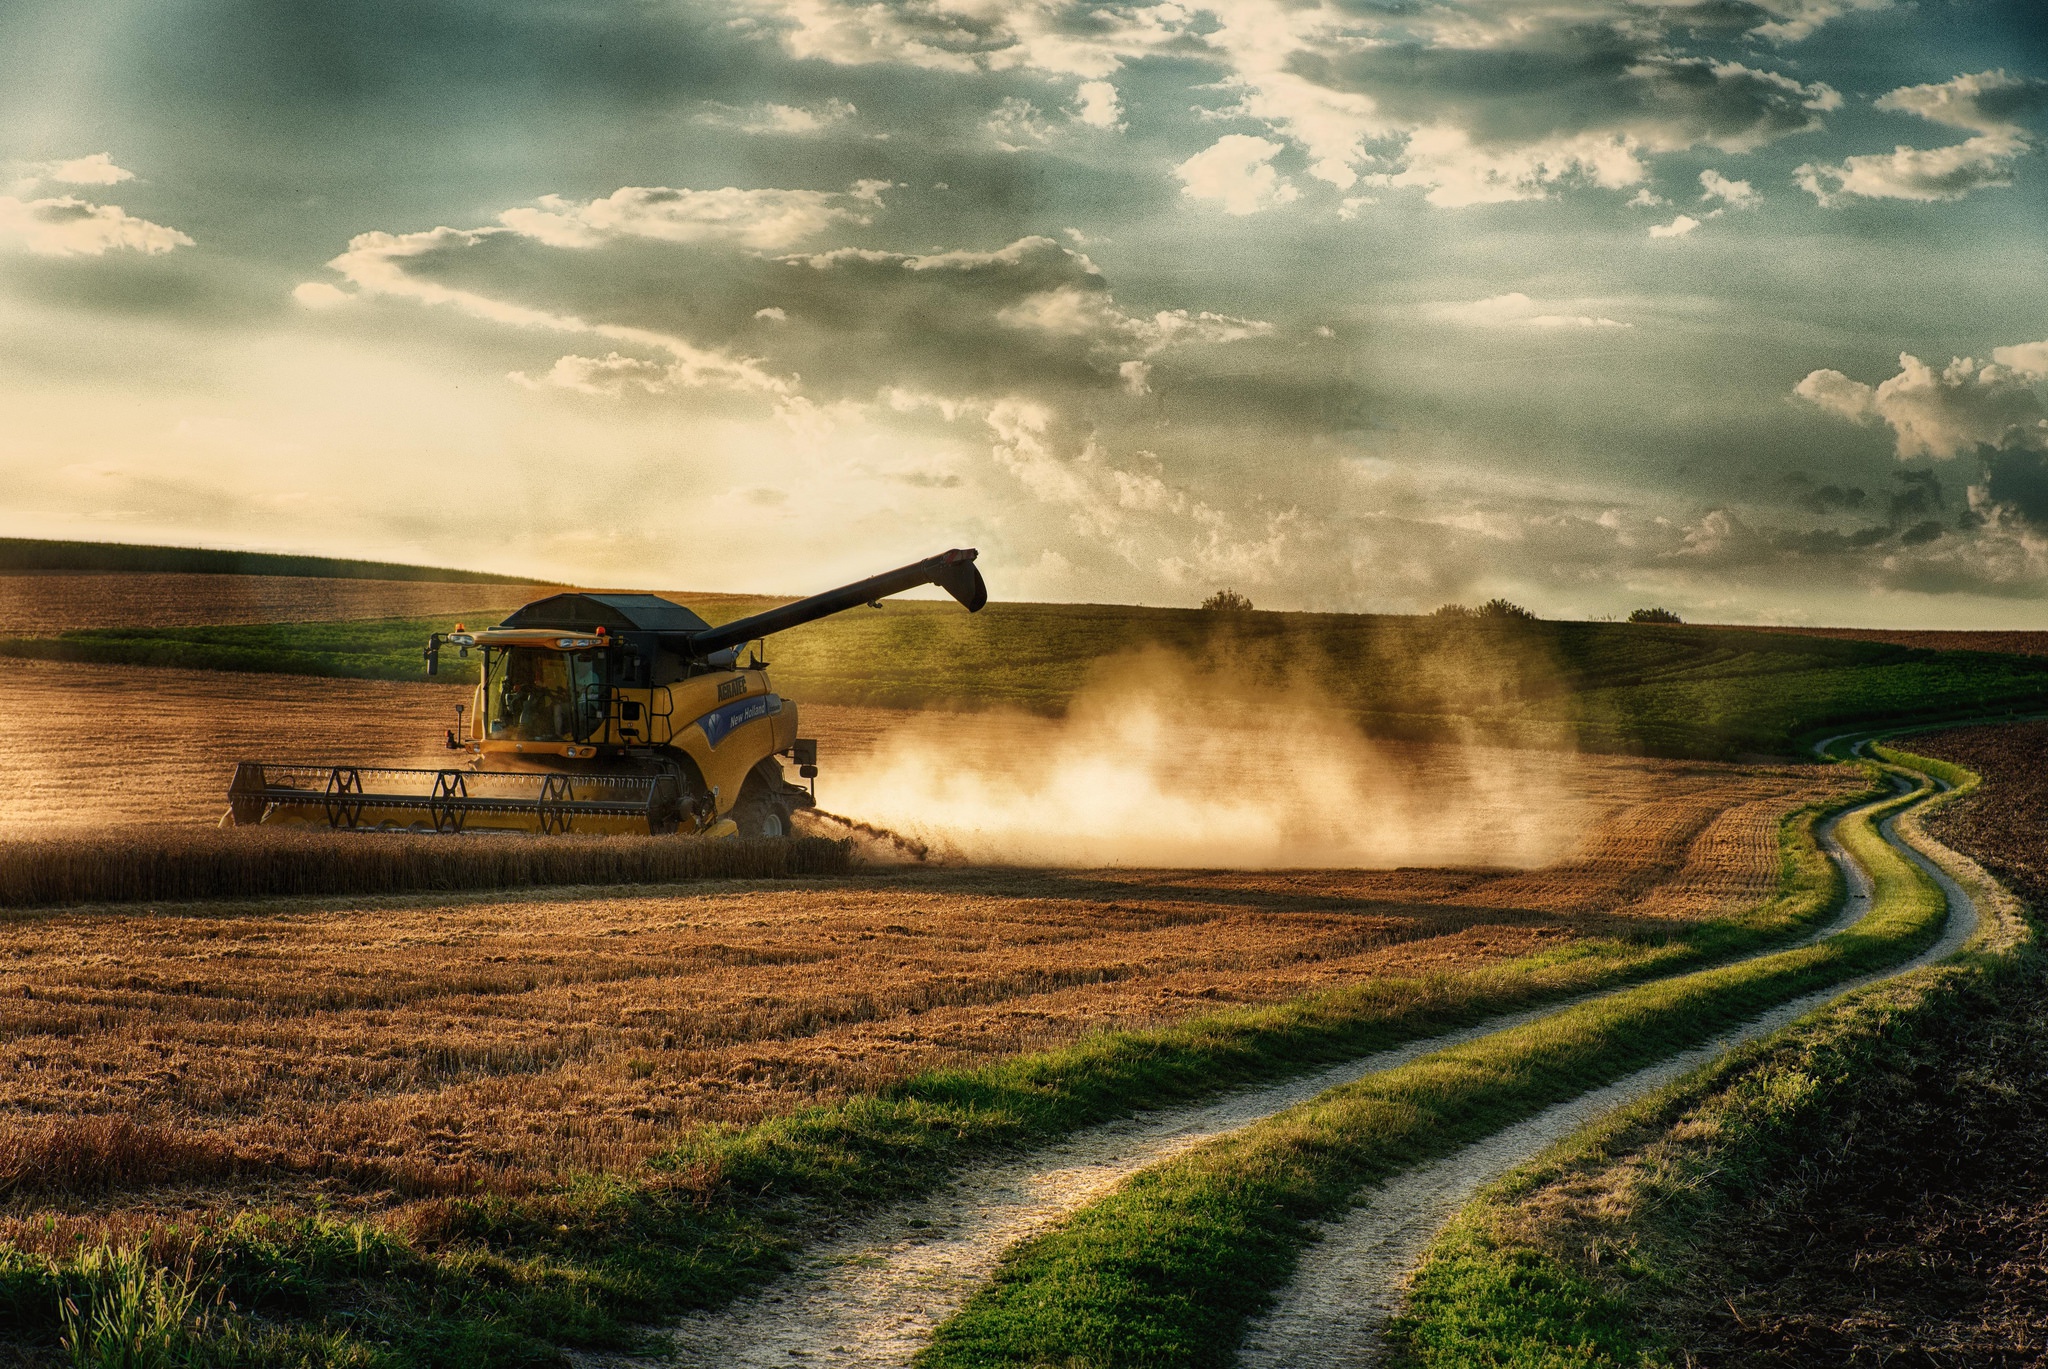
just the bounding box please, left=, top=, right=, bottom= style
left=1, top=0, right=2044, bottom=624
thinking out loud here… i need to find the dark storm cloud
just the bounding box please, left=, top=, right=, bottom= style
left=1292, top=29, right=1829, bottom=153
left=5, top=0, right=2044, bottom=617
left=1983, top=447, right=2048, bottom=527
left=1783, top=472, right=1868, bottom=513
left=342, top=217, right=1291, bottom=412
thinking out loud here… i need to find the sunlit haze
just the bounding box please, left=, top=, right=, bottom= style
left=2, top=1, right=2044, bottom=623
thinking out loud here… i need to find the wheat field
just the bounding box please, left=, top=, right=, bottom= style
left=0, top=758, right=1853, bottom=1238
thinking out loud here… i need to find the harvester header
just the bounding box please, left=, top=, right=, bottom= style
left=228, top=547, right=988, bottom=838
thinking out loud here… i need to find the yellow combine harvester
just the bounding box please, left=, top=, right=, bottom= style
left=226, top=548, right=986, bottom=837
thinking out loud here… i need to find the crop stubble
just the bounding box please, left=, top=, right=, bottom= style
left=0, top=657, right=873, bottom=835
left=0, top=759, right=1854, bottom=1245
left=0, top=573, right=559, bottom=637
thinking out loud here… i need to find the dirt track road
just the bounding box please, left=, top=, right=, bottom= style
left=1237, top=770, right=1983, bottom=1366
left=630, top=755, right=1980, bottom=1369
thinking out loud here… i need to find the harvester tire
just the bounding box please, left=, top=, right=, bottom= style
left=731, top=794, right=791, bottom=839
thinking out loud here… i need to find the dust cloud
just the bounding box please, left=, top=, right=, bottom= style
left=822, top=646, right=1590, bottom=868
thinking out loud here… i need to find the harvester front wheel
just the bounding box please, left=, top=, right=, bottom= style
left=730, top=793, right=791, bottom=839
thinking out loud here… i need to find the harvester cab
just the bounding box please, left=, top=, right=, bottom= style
left=227, top=548, right=987, bottom=837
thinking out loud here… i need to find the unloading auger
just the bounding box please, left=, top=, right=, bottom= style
left=226, top=548, right=987, bottom=838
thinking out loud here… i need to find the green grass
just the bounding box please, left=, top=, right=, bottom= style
left=0, top=537, right=543, bottom=583
left=1380, top=745, right=2029, bottom=1369
left=915, top=773, right=1950, bottom=1369
left=0, top=791, right=1876, bottom=1366
left=6, top=602, right=2045, bottom=759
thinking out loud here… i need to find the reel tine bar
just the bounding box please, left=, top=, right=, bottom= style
left=324, top=767, right=365, bottom=830
left=226, top=764, right=666, bottom=833
left=429, top=770, right=470, bottom=833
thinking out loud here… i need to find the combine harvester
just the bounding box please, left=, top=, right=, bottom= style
left=226, top=548, right=986, bottom=838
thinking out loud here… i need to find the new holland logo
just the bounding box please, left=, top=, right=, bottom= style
left=696, top=694, right=781, bottom=748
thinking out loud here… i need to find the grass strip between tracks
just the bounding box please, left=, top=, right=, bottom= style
left=0, top=787, right=1877, bottom=1367
left=915, top=770, right=1950, bottom=1369
left=1382, top=746, right=2034, bottom=1369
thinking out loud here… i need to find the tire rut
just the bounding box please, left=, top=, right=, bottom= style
left=1236, top=758, right=1977, bottom=1367
left=582, top=785, right=1909, bottom=1369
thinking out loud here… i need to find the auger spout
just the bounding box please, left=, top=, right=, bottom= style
left=678, top=548, right=986, bottom=659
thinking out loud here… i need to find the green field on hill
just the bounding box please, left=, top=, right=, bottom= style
left=6, top=597, right=2045, bottom=759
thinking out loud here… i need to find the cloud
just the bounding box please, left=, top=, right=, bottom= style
left=26, top=153, right=135, bottom=186
left=0, top=195, right=193, bottom=256
left=1797, top=134, right=2028, bottom=204
left=1071, top=80, right=1124, bottom=130
left=997, top=282, right=1273, bottom=354
left=1422, top=294, right=1630, bottom=329
left=292, top=282, right=351, bottom=309
left=1698, top=169, right=1758, bottom=208
left=759, top=0, right=1191, bottom=79
left=1994, top=340, right=2048, bottom=379
left=315, top=223, right=789, bottom=395
left=697, top=98, right=859, bottom=135
left=1648, top=213, right=1700, bottom=238
left=1627, top=188, right=1669, bottom=207
left=1256, top=34, right=1837, bottom=204
left=985, top=97, right=1053, bottom=150
left=1876, top=68, right=2048, bottom=134
left=1797, top=70, right=2042, bottom=204
left=1793, top=368, right=1877, bottom=424
left=497, top=181, right=886, bottom=250
left=751, top=1, right=1845, bottom=214
left=1175, top=135, right=1298, bottom=215
left=754, top=306, right=789, bottom=322
left=1795, top=350, right=2048, bottom=460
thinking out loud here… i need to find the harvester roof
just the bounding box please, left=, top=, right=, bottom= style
left=497, top=592, right=712, bottom=634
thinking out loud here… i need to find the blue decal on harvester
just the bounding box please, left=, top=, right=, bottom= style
left=695, top=694, right=780, bottom=748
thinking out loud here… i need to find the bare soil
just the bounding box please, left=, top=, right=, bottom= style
left=1627, top=723, right=2048, bottom=1366
left=1734, top=624, right=2048, bottom=658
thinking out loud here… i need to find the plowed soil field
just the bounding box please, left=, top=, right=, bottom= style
left=1736, top=624, right=2048, bottom=658
left=0, top=573, right=561, bottom=636
left=1632, top=722, right=2048, bottom=1366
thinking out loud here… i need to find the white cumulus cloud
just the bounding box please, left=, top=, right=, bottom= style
left=1648, top=213, right=1701, bottom=238
left=1798, top=69, right=2042, bottom=204
left=28, top=153, right=135, bottom=186
left=0, top=194, right=192, bottom=256
left=1795, top=350, right=2048, bottom=460
left=1072, top=80, right=1124, bottom=130
left=1175, top=135, right=1298, bottom=215
left=1699, top=169, right=1759, bottom=208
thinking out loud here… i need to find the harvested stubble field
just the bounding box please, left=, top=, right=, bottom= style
left=0, top=573, right=558, bottom=637
left=0, top=657, right=890, bottom=836
left=0, top=753, right=1854, bottom=1237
